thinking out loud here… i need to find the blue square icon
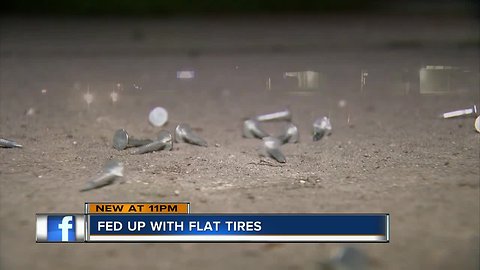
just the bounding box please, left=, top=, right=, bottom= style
left=47, top=216, right=76, bottom=242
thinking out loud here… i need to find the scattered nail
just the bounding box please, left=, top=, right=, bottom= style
left=243, top=119, right=269, bottom=139
left=25, top=107, right=36, bottom=116
left=113, top=129, right=153, bottom=150
left=149, top=106, right=168, bottom=127
left=322, top=247, right=368, bottom=270
left=131, top=130, right=173, bottom=154
left=176, top=70, right=195, bottom=80
left=475, top=116, right=480, bottom=133
left=278, top=122, right=299, bottom=144
left=0, top=138, right=23, bottom=148
left=441, top=105, right=477, bottom=119
left=254, top=109, right=292, bottom=122
left=175, top=124, right=208, bottom=147
left=313, top=117, right=332, bottom=141
left=80, top=159, right=124, bottom=192
left=262, top=136, right=286, bottom=163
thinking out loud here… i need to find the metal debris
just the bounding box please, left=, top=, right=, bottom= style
left=80, top=159, right=124, bottom=192
left=243, top=119, right=270, bottom=139
left=131, top=130, right=173, bottom=154
left=313, top=116, right=332, bottom=141
left=175, top=124, right=208, bottom=147
left=0, top=138, right=23, bottom=148
left=254, top=109, right=292, bottom=122
left=149, top=106, right=169, bottom=127
left=278, top=122, right=299, bottom=144
left=321, top=247, right=368, bottom=270
left=262, top=136, right=286, bottom=163
left=475, top=116, right=480, bottom=133
left=177, top=70, right=195, bottom=80
left=441, top=105, right=477, bottom=119
left=284, top=71, right=323, bottom=89
left=113, top=129, right=152, bottom=150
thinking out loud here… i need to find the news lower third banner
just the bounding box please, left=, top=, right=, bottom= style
left=36, top=203, right=390, bottom=243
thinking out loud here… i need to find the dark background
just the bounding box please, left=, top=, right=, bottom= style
left=1, top=0, right=478, bottom=16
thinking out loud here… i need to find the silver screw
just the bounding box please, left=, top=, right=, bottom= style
left=0, top=138, right=23, bottom=148
left=243, top=119, right=270, bottom=139
left=175, top=124, right=208, bottom=147
left=254, top=109, right=292, bottom=122
left=262, top=136, right=286, bottom=163
left=80, top=159, right=124, bottom=192
left=131, top=130, right=173, bottom=154
left=313, top=116, right=332, bottom=141
left=112, top=129, right=153, bottom=150
left=277, top=122, right=299, bottom=144
left=441, top=105, right=477, bottom=119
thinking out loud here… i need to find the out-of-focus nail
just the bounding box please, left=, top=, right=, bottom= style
left=313, top=117, right=332, bottom=141
left=175, top=124, right=208, bottom=147
left=475, top=116, right=480, bottom=133
left=0, top=138, right=23, bottom=148
left=113, top=129, right=152, bottom=150
left=254, top=109, right=292, bottom=122
left=441, top=105, right=477, bottom=119
left=323, top=246, right=368, bottom=270
left=278, top=123, right=299, bottom=144
left=243, top=119, right=269, bottom=139
left=80, top=159, right=124, bottom=192
left=262, top=136, right=286, bottom=163
left=131, top=130, right=173, bottom=154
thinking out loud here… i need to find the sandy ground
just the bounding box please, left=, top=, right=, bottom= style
left=0, top=15, right=479, bottom=270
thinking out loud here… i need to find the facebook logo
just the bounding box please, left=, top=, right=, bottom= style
left=36, top=214, right=85, bottom=242
left=47, top=216, right=75, bottom=241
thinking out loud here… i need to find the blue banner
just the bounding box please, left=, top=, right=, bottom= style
left=87, top=214, right=389, bottom=242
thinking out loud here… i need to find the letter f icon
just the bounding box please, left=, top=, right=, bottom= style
left=58, top=216, right=73, bottom=242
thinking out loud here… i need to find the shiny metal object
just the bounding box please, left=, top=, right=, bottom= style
left=254, top=109, right=292, bottom=122
left=441, top=105, right=477, bottom=119
left=243, top=119, right=269, bottom=139
left=112, top=129, right=152, bottom=150
left=475, top=116, right=480, bottom=133
left=313, top=116, right=332, bottom=141
left=278, top=123, right=299, bottom=144
left=0, top=138, right=23, bottom=148
left=262, top=136, right=286, bottom=163
left=131, top=130, right=173, bottom=154
left=175, top=124, right=208, bottom=147
left=80, top=159, right=124, bottom=192
left=148, top=106, right=168, bottom=127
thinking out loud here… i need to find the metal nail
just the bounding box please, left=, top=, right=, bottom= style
left=113, top=129, right=153, bottom=150
left=254, top=109, right=292, bottom=122
left=262, top=136, right=286, bottom=163
left=321, top=247, right=368, bottom=270
left=313, top=116, right=332, bottom=141
left=175, top=124, right=208, bottom=147
left=0, top=138, right=23, bottom=148
left=278, top=123, right=299, bottom=144
left=441, top=105, right=477, bottom=119
left=80, top=159, right=124, bottom=192
left=475, top=116, right=480, bottom=133
left=131, top=130, right=173, bottom=154
left=243, top=119, right=270, bottom=139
